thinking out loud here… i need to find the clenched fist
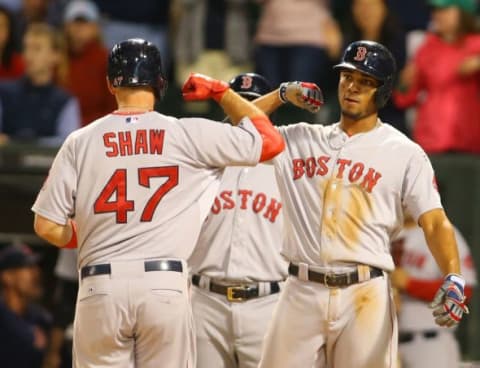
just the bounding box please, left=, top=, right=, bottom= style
left=430, top=273, right=469, bottom=327
left=279, top=82, right=324, bottom=113
left=182, top=73, right=230, bottom=102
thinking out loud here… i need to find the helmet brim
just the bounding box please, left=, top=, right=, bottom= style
left=333, top=62, right=384, bottom=83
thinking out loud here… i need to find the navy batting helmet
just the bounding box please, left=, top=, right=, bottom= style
left=333, top=40, right=396, bottom=108
left=107, top=38, right=167, bottom=99
left=228, top=73, right=273, bottom=100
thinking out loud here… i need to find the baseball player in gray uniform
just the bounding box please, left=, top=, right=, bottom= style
left=249, top=40, right=469, bottom=368
left=189, top=72, right=322, bottom=368
left=31, top=39, right=285, bottom=368
left=391, top=215, right=476, bottom=368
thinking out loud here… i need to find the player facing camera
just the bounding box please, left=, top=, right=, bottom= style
left=333, top=40, right=396, bottom=121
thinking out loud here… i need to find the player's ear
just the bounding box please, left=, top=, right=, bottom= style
left=106, top=77, right=115, bottom=95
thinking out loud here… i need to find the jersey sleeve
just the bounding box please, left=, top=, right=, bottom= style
left=454, top=227, right=477, bottom=286
left=269, top=125, right=296, bottom=168
left=176, top=117, right=262, bottom=167
left=31, top=134, right=77, bottom=225
left=401, top=146, right=442, bottom=223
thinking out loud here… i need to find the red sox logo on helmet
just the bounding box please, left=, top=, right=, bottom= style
left=240, top=75, right=253, bottom=89
left=354, top=46, right=368, bottom=61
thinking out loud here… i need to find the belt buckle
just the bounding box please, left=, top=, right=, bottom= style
left=227, top=285, right=247, bottom=302
left=323, top=271, right=337, bottom=288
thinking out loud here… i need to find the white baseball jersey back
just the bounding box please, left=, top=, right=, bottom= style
left=397, top=225, right=477, bottom=331
left=32, top=111, right=262, bottom=269
left=272, top=120, right=442, bottom=271
left=189, top=164, right=287, bottom=282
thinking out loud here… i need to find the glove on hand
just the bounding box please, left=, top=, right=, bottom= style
left=279, top=82, right=324, bottom=113
left=182, top=73, right=230, bottom=102
left=429, top=273, right=469, bottom=327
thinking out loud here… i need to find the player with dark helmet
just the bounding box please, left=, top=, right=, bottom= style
left=228, top=73, right=273, bottom=101
left=333, top=40, right=396, bottom=109
left=249, top=40, right=467, bottom=368
left=107, top=38, right=168, bottom=99
left=32, top=37, right=288, bottom=367
left=188, top=71, right=324, bottom=368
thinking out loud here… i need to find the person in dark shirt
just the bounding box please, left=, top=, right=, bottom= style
left=0, top=22, right=80, bottom=146
left=0, top=243, right=52, bottom=368
left=93, top=0, right=171, bottom=69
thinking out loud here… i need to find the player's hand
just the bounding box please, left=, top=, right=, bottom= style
left=182, top=73, right=230, bottom=102
left=429, top=273, right=469, bottom=327
left=279, top=82, right=324, bottom=113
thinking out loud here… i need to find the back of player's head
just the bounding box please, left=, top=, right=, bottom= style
left=107, top=38, right=167, bottom=100
left=228, top=73, right=273, bottom=100
left=333, top=40, right=396, bottom=108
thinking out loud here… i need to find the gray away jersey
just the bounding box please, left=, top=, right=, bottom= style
left=32, top=111, right=262, bottom=269
left=189, top=164, right=287, bottom=282
left=272, top=120, right=442, bottom=271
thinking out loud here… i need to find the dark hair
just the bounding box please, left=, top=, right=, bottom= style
left=458, top=10, right=480, bottom=36
left=0, top=5, right=16, bottom=69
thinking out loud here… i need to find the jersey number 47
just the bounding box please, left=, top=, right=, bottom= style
left=93, top=167, right=179, bottom=223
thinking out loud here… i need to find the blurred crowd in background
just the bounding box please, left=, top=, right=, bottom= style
left=0, top=0, right=478, bottom=152
left=0, top=0, right=479, bottom=367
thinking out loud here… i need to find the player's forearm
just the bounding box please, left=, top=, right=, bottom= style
left=252, top=89, right=284, bottom=116
left=34, top=214, right=75, bottom=248
left=419, top=210, right=461, bottom=275
left=219, top=89, right=285, bottom=161
left=218, top=89, right=271, bottom=125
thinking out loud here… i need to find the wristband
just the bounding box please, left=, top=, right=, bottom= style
left=279, top=83, right=288, bottom=104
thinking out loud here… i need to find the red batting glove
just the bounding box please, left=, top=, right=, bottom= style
left=182, top=73, right=230, bottom=102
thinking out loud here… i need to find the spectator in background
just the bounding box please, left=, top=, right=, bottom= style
left=0, top=5, right=24, bottom=79
left=61, top=0, right=115, bottom=127
left=254, top=0, right=342, bottom=88
left=386, top=0, right=430, bottom=32
left=93, top=0, right=170, bottom=69
left=42, top=249, right=78, bottom=368
left=173, top=0, right=254, bottom=88
left=341, top=0, right=408, bottom=135
left=391, top=214, right=476, bottom=368
left=0, top=243, right=52, bottom=368
left=0, top=23, right=80, bottom=146
left=393, top=0, right=480, bottom=154
left=12, top=0, right=51, bottom=51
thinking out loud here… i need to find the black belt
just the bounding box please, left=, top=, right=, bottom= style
left=288, top=263, right=383, bottom=288
left=399, top=330, right=438, bottom=344
left=192, top=274, right=280, bottom=302
left=80, top=260, right=183, bottom=280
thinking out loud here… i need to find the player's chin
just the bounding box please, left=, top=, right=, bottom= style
left=341, top=106, right=376, bottom=121
left=340, top=107, right=362, bottom=121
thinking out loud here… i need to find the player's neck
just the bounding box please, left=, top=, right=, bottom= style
left=339, top=113, right=379, bottom=136
left=115, top=88, right=155, bottom=112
